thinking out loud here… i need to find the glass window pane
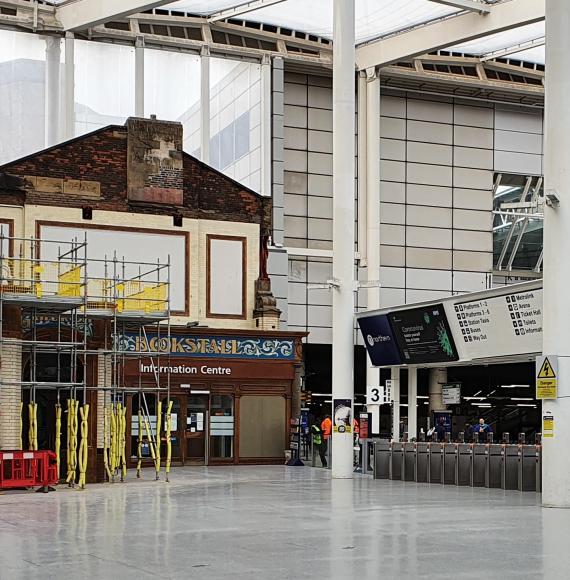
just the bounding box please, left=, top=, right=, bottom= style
left=75, top=40, right=135, bottom=136
left=0, top=30, right=47, bottom=164
left=211, top=395, right=234, bottom=459
left=210, top=58, right=261, bottom=192
left=144, top=48, right=201, bottom=156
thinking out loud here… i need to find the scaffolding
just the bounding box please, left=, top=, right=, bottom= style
left=0, top=233, right=173, bottom=488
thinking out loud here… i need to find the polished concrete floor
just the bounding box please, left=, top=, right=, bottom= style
left=0, top=466, right=568, bottom=579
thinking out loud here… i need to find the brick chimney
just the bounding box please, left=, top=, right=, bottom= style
left=126, top=116, right=183, bottom=205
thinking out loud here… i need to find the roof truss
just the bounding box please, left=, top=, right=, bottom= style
left=357, top=0, right=545, bottom=70
left=207, top=0, right=288, bottom=24
left=429, top=0, right=491, bottom=14
left=56, top=0, right=173, bottom=31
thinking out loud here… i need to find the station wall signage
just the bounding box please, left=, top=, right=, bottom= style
left=388, top=304, right=458, bottom=364
left=119, top=333, right=296, bottom=360
left=446, top=288, right=542, bottom=360
left=357, top=314, right=402, bottom=366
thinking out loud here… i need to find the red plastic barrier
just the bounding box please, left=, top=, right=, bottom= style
left=0, top=450, right=58, bottom=490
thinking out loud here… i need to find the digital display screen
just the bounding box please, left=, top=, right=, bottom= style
left=388, top=304, right=458, bottom=364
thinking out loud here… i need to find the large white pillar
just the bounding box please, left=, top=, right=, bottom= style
left=63, top=32, right=75, bottom=140
left=44, top=36, right=61, bottom=147
left=331, top=0, right=356, bottom=479
left=200, top=46, right=211, bottom=164
left=391, top=367, right=400, bottom=441
left=542, top=0, right=570, bottom=508
left=135, top=37, right=145, bottom=117
left=429, top=368, right=447, bottom=413
left=408, top=367, right=418, bottom=441
left=364, top=69, right=382, bottom=437
left=261, top=54, right=272, bottom=197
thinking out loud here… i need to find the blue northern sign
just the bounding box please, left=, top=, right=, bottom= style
left=357, top=314, right=402, bottom=366
left=119, top=333, right=296, bottom=360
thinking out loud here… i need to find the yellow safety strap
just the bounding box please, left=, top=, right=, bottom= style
left=109, top=403, right=117, bottom=481
left=165, top=400, right=173, bottom=483
left=28, top=402, right=38, bottom=451
left=103, top=404, right=112, bottom=482
left=78, top=404, right=89, bottom=489
left=155, top=401, right=162, bottom=481
left=66, top=399, right=78, bottom=486
left=120, top=404, right=127, bottom=482
left=19, top=401, right=23, bottom=450
left=136, top=410, right=143, bottom=478
left=55, top=403, right=62, bottom=481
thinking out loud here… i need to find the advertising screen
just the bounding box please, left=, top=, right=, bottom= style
left=388, top=304, right=458, bottom=364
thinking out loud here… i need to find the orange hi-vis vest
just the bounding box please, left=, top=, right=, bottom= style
left=321, top=417, right=332, bottom=439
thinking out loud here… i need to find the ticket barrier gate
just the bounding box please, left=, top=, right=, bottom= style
left=390, top=442, right=404, bottom=481
left=443, top=444, right=457, bottom=485
left=456, top=444, right=472, bottom=486
left=472, top=444, right=487, bottom=487
left=486, top=445, right=503, bottom=488
left=429, top=443, right=443, bottom=484
left=415, top=443, right=429, bottom=483
left=373, top=440, right=540, bottom=493
left=501, top=445, right=519, bottom=490
left=403, top=443, right=416, bottom=482
left=518, top=445, right=542, bottom=492
left=373, top=440, right=391, bottom=479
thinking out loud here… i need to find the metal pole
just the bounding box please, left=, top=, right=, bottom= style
left=408, top=367, right=418, bottom=441
left=391, top=367, right=400, bottom=442
left=542, top=0, right=570, bottom=508
left=331, top=0, right=355, bottom=479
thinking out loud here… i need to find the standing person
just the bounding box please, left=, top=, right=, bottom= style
left=311, top=422, right=326, bottom=467
left=464, top=422, right=473, bottom=443
left=473, top=417, right=491, bottom=436
left=320, top=414, right=332, bottom=467
left=435, top=417, right=447, bottom=442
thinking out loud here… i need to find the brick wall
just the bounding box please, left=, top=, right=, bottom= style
left=0, top=340, right=22, bottom=449
left=0, top=123, right=271, bottom=229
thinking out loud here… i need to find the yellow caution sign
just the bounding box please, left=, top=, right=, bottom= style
left=543, top=414, right=554, bottom=438
left=536, top=356, right=558, bottom=400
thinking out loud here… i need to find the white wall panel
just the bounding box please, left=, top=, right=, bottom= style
left=209, top=238, right=244, bottom=316
left=494, top=151, right=542, bottom=176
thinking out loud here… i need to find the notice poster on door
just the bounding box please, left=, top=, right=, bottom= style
left=333, top=399, right=352, bottom=434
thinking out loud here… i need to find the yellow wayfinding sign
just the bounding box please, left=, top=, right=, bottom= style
left=536, top=356, right=558, bottom=399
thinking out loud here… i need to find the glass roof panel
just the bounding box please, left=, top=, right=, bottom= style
left=450, top=22, right=545, bottom=61
left=165, top=0, right=461, bottom=43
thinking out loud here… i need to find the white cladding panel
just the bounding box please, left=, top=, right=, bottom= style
left=39, top=225, right=187, bottom=311
left=444, top=287, right=542, bottom=361
left=209, top=238, right=244, bottom=316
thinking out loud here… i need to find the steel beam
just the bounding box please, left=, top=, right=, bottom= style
left=207, top=0, right=288, bottom=24
left=481, top=36, right=545, bottom=61
left=430, top=0, right=491, bottom=13
left=56, top=0, right=173, bottom=31
left=357, top=0, right=545, bottom=70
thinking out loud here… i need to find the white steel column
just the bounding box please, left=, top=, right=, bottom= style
left=429, top=368, right=447, bottom=413
left=135, top=37, right=145, bottom=117
left=261, top=54, right=272, bottom=197
left=542, top=0, right=570, bottom=508
left=391, top=367, right=400, bottom=441
left=408, top=367, right=418, bottom=440
left=331, top=0, right=356, bottom=479
left=44, top=36, right=61, bottom=148
left=357, top=72, right=368, bottom=263
left=63, top=32, right=75, bottom=140
left=365, top=69, right=382, bottom=436
left=200, top=47, right=211, bottom=164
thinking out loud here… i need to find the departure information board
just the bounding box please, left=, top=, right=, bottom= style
left=388, top=304, right=459, bottom=364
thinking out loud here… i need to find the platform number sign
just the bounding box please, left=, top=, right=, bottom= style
left=366, top=382, right=391, bottom=405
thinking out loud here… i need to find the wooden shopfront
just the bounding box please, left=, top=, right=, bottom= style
left=122, top=328, right=305, bottom=467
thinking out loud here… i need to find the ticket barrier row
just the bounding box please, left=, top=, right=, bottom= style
left=373, top=441, right=541, bottom=491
